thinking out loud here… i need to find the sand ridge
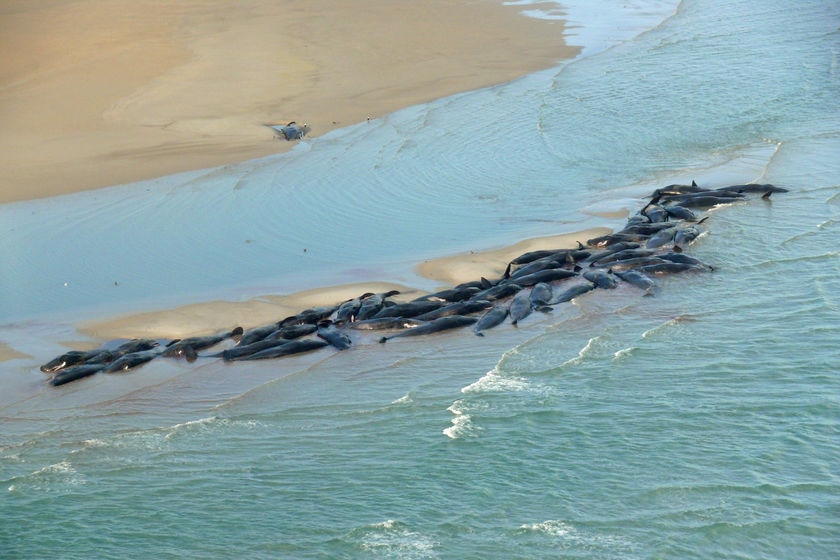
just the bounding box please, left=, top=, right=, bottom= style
left=77, top=229, right=610, bottom=341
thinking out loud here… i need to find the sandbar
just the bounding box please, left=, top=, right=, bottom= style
left=77, top=228, right=611, bottom=341
left=0, top=0, right=577, bottom=203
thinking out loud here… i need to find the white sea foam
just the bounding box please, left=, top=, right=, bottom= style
left=518, top=519, right=639, bottom=554
left=560, top=336, right=600, bottom=368
left=13, top=460, right=86, bottom=492
left=354, top=520, right=439, bottom=559
left=519, top=519, right=575, bottom=537
left=31, top=460, right=75, bottom=477
left=163, top=415, right=263, bottom=440
left=641, top=315, right=695, bottom=339
left=508, top=0, right=680, bottom=57
left=613, top=346, right=637, bottom=361
left=461, top=369, right=532, bottom=394
left=163, top=415, right=218, bottom=440
left=442, top=414, right=474, bottom=440
left=443, top=400, right=481, bottom=440
left=391, top=393, right=413, bottom=405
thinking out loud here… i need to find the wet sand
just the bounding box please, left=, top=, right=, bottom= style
left=0, top=0, right=577, bottom=203
left=78, top=228, right=610, bottom=340
left=0, top=342, right=31, bottom=362
left=0, top=228, right=612, bottom=411
left=415, top=228, right=611, bottom=287
left=0, top=0, right=592, bottom=397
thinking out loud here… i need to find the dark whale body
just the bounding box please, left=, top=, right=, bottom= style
left=103, top=350, right=161, bottom=373
left=39, top=179, right=787, bottom=388
left=506, top=268, right=577, bottom=288
left=219, top=339, right=291, bottom=361
left=716, top=183, right=787, bottom=194
left=162, top=327, right=244, bottom=359
left=529, top=282, right=554, bottom=308
left=41, top=350, right=103, bottom=373
left=356, top=290, right=401, bottom=320
left=615, top=270, right=657, bottom=294
left=472, top=282, right=523, bottom=302
left=238, top=324, right=283, bottom=347
left=348, top=317, right=426, bottom=331
left=49, top=364, right=106, bottom=386
left=583, top=269, right=618, bottom=289
left=267, top=323, right=318, bottom=341
left=274, top=121, right=310, bottom=140
left=474, top=306, right=509, bottom=336
left=550, top=282, right=596, bottom=304
left=508, top=289, right=533, bottom=326
left=415, top=299, right=492, bottom=321
left=229, top=339, right=329, bottom=360
left=379, top=316, right=478, bottom=343
left=317, top=321, right=353, bottom=350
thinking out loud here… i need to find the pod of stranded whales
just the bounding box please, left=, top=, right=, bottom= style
left=41, top=181, right=787, bottom=387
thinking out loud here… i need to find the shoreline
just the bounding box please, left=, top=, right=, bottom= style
left=0, top=0, right=588, bottom=364
left=75, top=228, right=611, bottom=342
left=0, top=0, right=578, bottom=203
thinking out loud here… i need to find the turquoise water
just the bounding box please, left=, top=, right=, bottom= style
left=2, top=0, right=839, bottom=558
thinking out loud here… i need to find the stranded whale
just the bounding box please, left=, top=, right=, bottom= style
left=38, top=182, right=787, bottom=386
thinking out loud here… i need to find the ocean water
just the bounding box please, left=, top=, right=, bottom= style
left=2, top=0, right=839, bottom=558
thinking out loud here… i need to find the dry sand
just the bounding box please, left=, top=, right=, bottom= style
left=2, top=1, right=600, bottom=359
left=0, top=0, right=577, bottom=203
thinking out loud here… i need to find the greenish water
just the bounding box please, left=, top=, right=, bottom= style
left=2, top=0, right=839, bottom=558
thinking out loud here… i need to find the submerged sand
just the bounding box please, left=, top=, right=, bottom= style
left=1, top=1, right=597, bottom=376
left=0, top=0, right=577, bottom=203
left=78, top=228, right=610, bottom=341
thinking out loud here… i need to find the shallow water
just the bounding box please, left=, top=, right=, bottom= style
left=2, top=0, right=839, bottom=558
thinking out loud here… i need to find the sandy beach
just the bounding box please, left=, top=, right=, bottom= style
left=0, top=0, right=592, bottom=368
left=0, top=0, right=577, bottom=203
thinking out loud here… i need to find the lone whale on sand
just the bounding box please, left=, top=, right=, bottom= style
left=270, top=121, right=310, bottom=140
